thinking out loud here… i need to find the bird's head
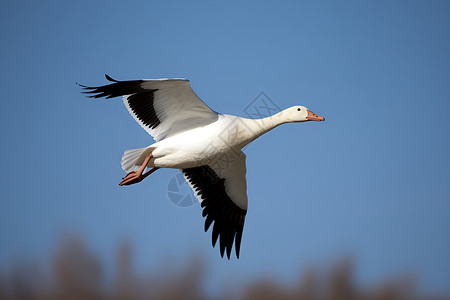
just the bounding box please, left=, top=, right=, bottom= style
left=281, top=106, right=325, bottom=123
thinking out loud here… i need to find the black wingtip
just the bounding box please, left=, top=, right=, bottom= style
left=182, top=166, right=247, bottom=260
left=76, top=82, right=95, bottom=99
left=105, top=74, right=119, bottom=82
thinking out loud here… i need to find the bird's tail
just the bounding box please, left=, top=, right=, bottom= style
left=121, top=146, right=156, bottom=173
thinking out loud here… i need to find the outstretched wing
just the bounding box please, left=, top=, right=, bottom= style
left=80, top=74, right=219, bottom=141
left=182, top=151, right=247, bottom=259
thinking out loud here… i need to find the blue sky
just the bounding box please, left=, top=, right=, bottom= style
left=1, top=0, right=449, bottom=295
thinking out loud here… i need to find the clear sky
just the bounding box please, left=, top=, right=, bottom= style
left=1, top=0, right=449, bottom=296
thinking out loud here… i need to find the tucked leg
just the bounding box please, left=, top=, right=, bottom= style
left=119, top=152, right=158, bottom=186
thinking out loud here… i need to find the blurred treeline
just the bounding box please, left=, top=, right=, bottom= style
left=0, top=236, right=448, bottom=300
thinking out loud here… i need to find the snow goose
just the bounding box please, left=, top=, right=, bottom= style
left=79, top=75, right=325, bottom=259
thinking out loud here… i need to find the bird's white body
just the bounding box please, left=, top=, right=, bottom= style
left=137, top=113, right=284, bottom=169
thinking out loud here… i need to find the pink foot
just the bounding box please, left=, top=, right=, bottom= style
left=119, top=152, right=158, bottom=186
left=122, top=171, right=137, bottom=180
left=119, top=173, right=145, bottom=186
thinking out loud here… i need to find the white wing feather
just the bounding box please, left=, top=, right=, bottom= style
left=123, top=79, right=218, bottom=141
left=182, top=150, right=248, bottom=210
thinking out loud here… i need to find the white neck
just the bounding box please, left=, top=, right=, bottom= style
left=235, top=111, right=287, bottom=149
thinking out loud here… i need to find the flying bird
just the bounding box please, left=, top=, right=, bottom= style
left=79, top=74, right=325, bottom=259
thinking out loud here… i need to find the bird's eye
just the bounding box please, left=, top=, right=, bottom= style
left=297, top=108, right=301, bottom=111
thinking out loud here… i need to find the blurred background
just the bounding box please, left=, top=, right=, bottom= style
left=0, top=1, right=449, bottom=299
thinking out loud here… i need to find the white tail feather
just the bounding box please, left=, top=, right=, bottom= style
left=121, top=147, right=155, bottom=173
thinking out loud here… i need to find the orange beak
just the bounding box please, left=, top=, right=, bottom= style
left=306, top=110, right=325, bottom=122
